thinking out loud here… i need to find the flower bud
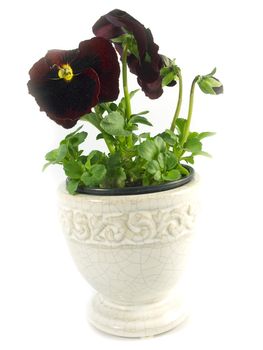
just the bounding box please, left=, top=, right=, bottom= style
left=160, top=55, right=178, bottom=87
left=197, top=68, right=223, bottom=95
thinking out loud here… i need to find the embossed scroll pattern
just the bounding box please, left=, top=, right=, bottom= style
left=59, top=203, right=196, bottom=245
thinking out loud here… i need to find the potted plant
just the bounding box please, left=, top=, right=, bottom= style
left=27, top=9, right=223, bottom=338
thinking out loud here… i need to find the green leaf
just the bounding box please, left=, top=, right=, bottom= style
left=98, top=103, right=112, bottom=113
left=78, top=155, right=87, bottom=164
left=163, top=169, right=181, bottom=181
left=117, top=98, right=126, bottom=114
left=91, top=164, right=106, bottom=177
left=133, top=110, right=149, bottom=115
left=82, top=112, right=101, bottom=130
left=160, top=130, right=178, bottom=146
left=111, top=33, right=129, bottom=44
left=142, top=175, right=151, bottom=186
left=154, top=136, right=166, bottom=152
left=45, top=149, right=58, bottom=162
left=65, top=125, right=83, bottom=139
left=63, top=160, right=84, bottom=179
left=115, top=167, right=127, bottom=187
left=100, top=112, right=131, bottom=136
left=162, top=71, right=175, bottom=87
left=117, top=90, right=140, bottom=115
left=45, top=144, right=68, bottom=164
left=154, top=170, right=162, bottom=181
left=129, top=89, right=140, bottom=98
left=80, top=172, right=92, bottom=186
left=182, top=156, right=195, bottom=164
left=94, top=104, right=109, bottom=116
left=66, top=179, right=80, bottom=195
left=85, top=150, right=101, bottom=169
left=109, top=103, right=118, bottom=111
left=147, top=160, right=160, bottom=175
left=157, top=153, right=165, bottom=169
left=104, top=152, right=128, bottom=188
left=67, top=131, right=88, bottom=147
left=105, top=166, right=126, bottom=188
left=85, top=150, right=105, bottom=169
left=194, top=151, right=212, bottom=157
left=128, top=124, right=138, bottom=131
left=42, top=162, right=52, bottom=171
left=184, top=137, right=202, bottom=153
left=81, top=164, right=106, bottom=187
left=107, top=152, right=122, bottom=167
left=56, top=144, right=68, bottom=162
left=165, top=152, right=178, bottom=170
left=132, top=133, right=139, bottom=144
left=137, top=140, right=158, bottom=161
left=97, top=132, right=115, bottom=145
left=126, top=35, right=140, bottom=59
left=187, top=132, right=199, bottom=140
left=129, top=115, right=152, bottom=126
left=139, top=132, right=151, bottom=139
left=160, top=66, right=171, bottom=76
left=207, top=67, right=217, bottom=76
left=178, top=164, right=190, bottom=176
left=198, top=131, right=216, bottom=140
left=176, top=118, right=187, bottom=135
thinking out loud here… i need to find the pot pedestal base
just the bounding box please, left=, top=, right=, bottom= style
left=88, top=292, right=188, bottom=338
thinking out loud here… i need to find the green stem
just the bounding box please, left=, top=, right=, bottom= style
left=178, top=163, right=189, bottom=176
left=82, top=113, right=115, bottom=155
left=122, top=45, right=133, bottom=148
left=103, top=133, right=115, bottom=154
left=180, top=75, right=200, bottom=146
left=170, top=70, right=183, bottom=132
left=122, top=45, right=132, bottom=120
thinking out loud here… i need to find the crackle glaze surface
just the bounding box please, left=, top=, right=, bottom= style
left=58, top=175, right=199, bottom=337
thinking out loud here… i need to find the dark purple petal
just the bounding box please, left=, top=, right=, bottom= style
left=92, top=13, right=123, bottom=40
left=144, top=29, right=161, bottom=72
left=138, top=76, right=163, bottom=99
left=212, top=85, right=223, bottom=95
left=133, top=30, right=161, bottom=80
left=29, top=50, right=79, bottom=82
left=167, top=80, right=177, bottom=87
left=28, top=67, right=100, bottom=128
left=93, top=10, right=164, bottom=99
left=28, top=57, right=50, bottom=82
left=93, top=9, right=148, bottom=60
left=212, top=77, right=224, bottom=95
left=78, top=37, right=120, bottom=102
left=127, top=55, right=160, bottom=83
left=28, top=37, right=120, bottom=128
left=44, top=49, right=78, bottom=67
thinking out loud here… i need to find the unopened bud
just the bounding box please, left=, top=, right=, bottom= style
left=160, top=55, right=178, bottom=87
left=197, top=68, right=223, bottom=95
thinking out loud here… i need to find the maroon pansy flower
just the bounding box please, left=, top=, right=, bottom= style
left=92, top=9, right=165, bottom=99
left=28, top=37, right=120, bottom=128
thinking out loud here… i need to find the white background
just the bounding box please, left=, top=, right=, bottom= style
left=1, top=0, right=263, bottom=349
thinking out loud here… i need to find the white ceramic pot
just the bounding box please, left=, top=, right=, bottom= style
left=58, top=174, right=199, bottom=337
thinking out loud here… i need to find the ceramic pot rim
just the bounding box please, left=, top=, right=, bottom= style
left=73, top=165, right=194, bottom=196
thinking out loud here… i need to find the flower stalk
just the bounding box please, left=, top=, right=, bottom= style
left=181, top=75, right=200, bottom=146
left=170, top=70, right=183, bottom=132
left=122, top=45, right=132, bottom=120
left=103, top=133, right=115, bottom=154
left=122, top=44, right=133, bottom=148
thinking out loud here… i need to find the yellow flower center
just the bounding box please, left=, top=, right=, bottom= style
left=58, top=64, right=74, bottom=82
